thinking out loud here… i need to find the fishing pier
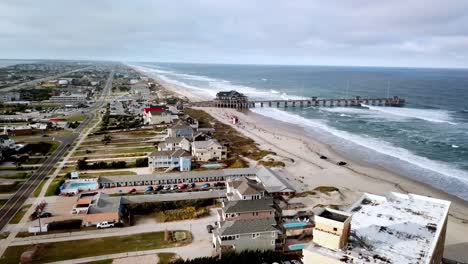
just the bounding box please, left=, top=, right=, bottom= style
left=191, top=90, right=405, bottom=109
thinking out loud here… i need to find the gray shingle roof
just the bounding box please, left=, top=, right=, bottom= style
left=223, top=198, right=274, bottom=214
left=149, top=149, right=191, bottom=158
left=219, top=218, right=277, bottom=236
left=88, top=193, right=122, bottom=214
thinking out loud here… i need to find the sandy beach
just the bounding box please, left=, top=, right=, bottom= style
left=137, top=68, right=468, bottom=262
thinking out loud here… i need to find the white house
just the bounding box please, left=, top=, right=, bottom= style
left=158, top=137, right=191, bottom=152
left=191, top=139, right=227, bottom=162
left=148, top=149, right=192, bottom=172
left=143, top=107, right=172, bottom=125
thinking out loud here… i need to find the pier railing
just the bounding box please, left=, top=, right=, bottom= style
left=191, top=96, right=405, bottom=109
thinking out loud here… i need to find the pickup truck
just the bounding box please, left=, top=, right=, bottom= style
left=97, top=221, right=115, bottom=229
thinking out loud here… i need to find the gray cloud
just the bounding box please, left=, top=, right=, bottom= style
left=1, top=0, right=468, bottom=67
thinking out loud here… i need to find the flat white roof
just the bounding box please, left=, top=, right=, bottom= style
left=305, top=192, right=450, bottom=264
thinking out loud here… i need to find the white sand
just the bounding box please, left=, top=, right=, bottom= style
left=135, top=68, right=468, bottom=262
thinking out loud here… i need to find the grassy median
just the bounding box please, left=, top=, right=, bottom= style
left=0, top=231, right=192, bottom=264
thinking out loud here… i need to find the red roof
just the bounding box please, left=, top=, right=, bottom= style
left=144, top=107, right=165, bottom=114
left=50, top=118, right=62, bottom=122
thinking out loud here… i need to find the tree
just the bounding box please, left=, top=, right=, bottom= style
left=76, top=158, right=88, bottom=170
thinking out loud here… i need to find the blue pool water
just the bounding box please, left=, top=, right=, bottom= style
left=201, top=164, right=223, bottom=168
left=284, top=222, right=308, bottom=228
left=288, top=244, right=306, bottom=251
left=67, top=182, right=98, bottom=189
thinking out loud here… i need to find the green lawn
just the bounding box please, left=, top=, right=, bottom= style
left=0, top=181, right=23, bottom=194
left=74, top=147, right=154, bottom=156
left=158, top=253, right=179, bottom=264
left=79, top=171, right=137, bottom=178
left=0, top=199, right=7, bottom=209
left=45, top=177, right=64, bottom=196
left=1, top=231, right=192, bottom=264
left=66, top=114, right=87, bottom=122
left=9, top=204, right=32, bottom=224
left=0, top=172, right=30, bottom=179
left=32, top=178, right=48, bottom=198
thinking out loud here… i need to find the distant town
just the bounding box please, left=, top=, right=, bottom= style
left=0, top=61, right=459, bottom=264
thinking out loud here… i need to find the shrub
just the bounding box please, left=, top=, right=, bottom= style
left=135, top=158, right=148, bottom=167
left=48, top=219, right=82, bottom=231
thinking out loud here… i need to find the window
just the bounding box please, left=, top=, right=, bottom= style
left=333, top=227, right=338, bottom=231
left=252, top=233, right=259, bottom=239
left=271, top=240, right=275, bottom=245
left=272, top=232, right=275, bottom=237
left=236, top=235, right=240, bottom=239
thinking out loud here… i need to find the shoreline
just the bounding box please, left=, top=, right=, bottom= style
left=133, top=66, right=468, bottom=261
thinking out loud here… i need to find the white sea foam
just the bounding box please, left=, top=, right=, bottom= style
left=452, top=145, right=460, bottom=148
left=251, top=108, right=468, bottom=187
left=270, top=89, right=280, bottom=94
left=362, top=104, right=457, bottom=125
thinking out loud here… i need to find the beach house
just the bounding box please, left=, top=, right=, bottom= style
left=158, top=137, right=191, bottom=152
left=213, top=218, right=278, bottom=254
left=148, top=149, right=192, bottom=171
left=191, top=139, right=227, bottom=162
left=167, top=121, right=194, bottom=138
left=217, top=198, right=276, bottom=223
left=143, top=107, right=172, bottom=125
left=226, top=177, right=265, bottom=201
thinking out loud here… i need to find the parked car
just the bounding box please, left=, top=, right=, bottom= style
left=202, top=183, right=210, bottom=189
left=171, top=185, right=178, bottom=190
left=178, top=183, right=187, bottom=189
left=145, top=186, right=154, bottom=192
left=163, top=185, right=170, bottom=191
left=214, top=182, right=225, bottom=187
left=129, top=188, right=137, bottom=193
left=154, top=185, right=164, bottom=191
left=39, top=212, right=52, bottom=218
left=206, top=224, right=214, bottom=233
left=190, top=183, right=196, bottom=188
left=97, top=221, right=115, bottom=229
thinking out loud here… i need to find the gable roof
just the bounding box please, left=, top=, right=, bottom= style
left=192, top=139, right=222, bottom=149
left=144, top=107, right=165, bottom=114
left=219, top=218, right=277, bottom=236
left=223, top=198, right=274, bottom=214
left=149, top=148, right=191, bottom=158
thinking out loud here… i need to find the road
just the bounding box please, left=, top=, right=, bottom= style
left=0, top=67, right=114, bottom=231
left=1, top=66, right=93, bottom=92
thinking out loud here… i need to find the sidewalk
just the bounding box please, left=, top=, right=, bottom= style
left=12, top=213, right=216, bottom=246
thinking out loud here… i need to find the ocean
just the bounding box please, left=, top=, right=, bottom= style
left=132, top=62, right=468, bottom=201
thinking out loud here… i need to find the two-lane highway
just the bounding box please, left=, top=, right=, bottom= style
left=0, top=68, right=114, bottom=230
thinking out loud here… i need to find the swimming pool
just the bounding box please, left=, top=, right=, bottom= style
left=67, top=182, right=98, bottom=189
left=284, top=222, right=308, bottom=228
left=288, top=244, right=306, bottom=251
left=201, top=163, right=223, bottom=168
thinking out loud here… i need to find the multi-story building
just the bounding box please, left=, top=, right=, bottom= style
left=148, top=149, right=191, bottom=172
left=158, top=137, right=191, bottom=152
left=167, top=121, right=194, bottom=138
left=215, top=90, right=249, bottom=109
left=143, top=107, right=172, bottom=125
left=191, top=139, right=227, bottom=162
left=302, top=192, right=451, bottom=264
left=0, top=92, right=20, bottom=102
left=217, top=198, right=275, bottom=223
left=226, top=177, right=265, bottom=201
left=49, top=93, right=87, bottom=106
left=213, top=218, right=278, bottom=254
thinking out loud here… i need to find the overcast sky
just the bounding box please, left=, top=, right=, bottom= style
left=1, top=0, right=468, bottom=68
